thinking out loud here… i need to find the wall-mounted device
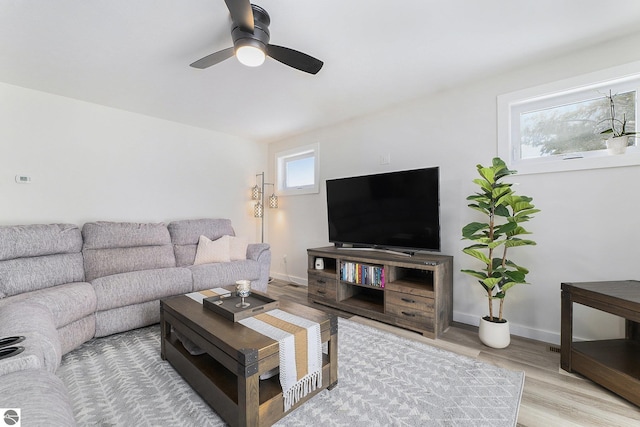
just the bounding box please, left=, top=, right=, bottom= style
left=15, top=175, right=32, bottom=184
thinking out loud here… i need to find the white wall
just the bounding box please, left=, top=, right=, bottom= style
left=267, top=32, right=640, bottom=344
left=0, top=82, right=266, bottom=241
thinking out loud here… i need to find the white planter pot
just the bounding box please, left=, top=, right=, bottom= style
left=606, top=135, right=629, bottom=155
left=478, top=316, right=510, bottom=349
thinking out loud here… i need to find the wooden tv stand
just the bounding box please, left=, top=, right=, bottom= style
left=307, top=246, right=453, bottom=338
left=561, top=280, right=640, bottom=406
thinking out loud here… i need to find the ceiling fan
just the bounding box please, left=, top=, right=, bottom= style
left=190, top=0, right=323, bottom=74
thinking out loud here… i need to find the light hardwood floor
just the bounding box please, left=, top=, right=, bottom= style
left=266, top=280, right=640, bottom=427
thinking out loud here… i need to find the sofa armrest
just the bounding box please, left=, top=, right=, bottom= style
left=247, top=244, right=271, bottom=293
left=246, top=243, right=270, bottom=262
left=0, top=301, right=62, bottom=374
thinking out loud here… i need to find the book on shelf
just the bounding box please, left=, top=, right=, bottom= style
left=340, top=261, right=385, bottom=287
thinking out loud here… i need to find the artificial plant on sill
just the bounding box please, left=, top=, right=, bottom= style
left=461, top=157, right=540, bottom=348
left=599, top=90, right=637, bottom=155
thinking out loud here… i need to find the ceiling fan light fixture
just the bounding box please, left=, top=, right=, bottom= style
left=236, top=44, right=266, bottom=67
left=190, top=2, right=323, bottom=74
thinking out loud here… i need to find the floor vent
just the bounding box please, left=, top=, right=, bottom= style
left=548, top=345, right=561, bottom=353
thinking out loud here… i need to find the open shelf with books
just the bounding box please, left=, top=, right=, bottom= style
left=307, top=246, right=453, bottom=338
left=340, top=261, right=385, bottom=288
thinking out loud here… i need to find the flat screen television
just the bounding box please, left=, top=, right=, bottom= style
left=326, top=167, right=440, bottom=254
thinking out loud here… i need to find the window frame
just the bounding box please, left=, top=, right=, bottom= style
left=275, top=143, right=320, bottom=196
left=498, top=61, right=640, bottom=175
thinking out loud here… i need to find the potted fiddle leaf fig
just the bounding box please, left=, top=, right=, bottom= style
left=461, top=157, right=539, bottom=348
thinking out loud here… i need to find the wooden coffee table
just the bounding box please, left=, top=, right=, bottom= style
left=160, top=291, right=338, bottom=427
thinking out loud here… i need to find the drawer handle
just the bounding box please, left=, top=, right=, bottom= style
left=317, top=279, right=326, bottom=284
left=401, top=311, right=417, bottom=317
left=317, top=289, right=327, bottom=295
left=401, top=297, right=416, bottom=303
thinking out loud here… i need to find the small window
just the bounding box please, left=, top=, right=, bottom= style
left=276, top=143, right=319, bottom=195
left=498, top=62, right=640, bottom=174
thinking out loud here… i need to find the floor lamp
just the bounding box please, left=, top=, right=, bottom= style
left=251, top=172, right=278, bottom=243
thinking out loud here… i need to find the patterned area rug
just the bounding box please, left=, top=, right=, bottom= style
left=58, top=318, right=524, bottom=426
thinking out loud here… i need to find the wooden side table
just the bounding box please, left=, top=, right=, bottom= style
left=561, top=280, right=640, bottom=406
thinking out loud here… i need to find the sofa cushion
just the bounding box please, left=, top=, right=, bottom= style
left=0, top=253, right=85, bottom=298
left=82, top=221, right=177, bottom=282
left=230, top=236, right=248, bottom=260
left=168, top=219, right=235, bottom=267
left=82, top=221, right=171, bottom=249
left=168, top=218, right=235, bottom=245
left=92, top=267, right=192, bottom=311
left=194, top=235, right=231, bottom=265
left=0, top=282, right=96, bottom=329
left=58, top=316, right=96, bottom=355
left=95, top=300, right=161, bottom=338
left=0, top=369, right=76, bottom=426
left=83, top=246, right=177, bottom=282
left=189, top=260, right=260, bottom=291
left=0, top=301, right=61, bottom=373
left=0, top=223, right=82, bottom=261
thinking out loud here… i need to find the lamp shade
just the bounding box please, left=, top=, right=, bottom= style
left=254, top=202, right=263, bottom=218
left=269, top=193, right=278, bottom=208
left=251, top=185, right=261, bottom=200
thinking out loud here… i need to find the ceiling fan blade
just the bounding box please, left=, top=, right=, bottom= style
left=190, top=47, right=235, bottom=69
left=224, top=0, right=254, bottom=32
left=266, top=45, right=323, bottom=75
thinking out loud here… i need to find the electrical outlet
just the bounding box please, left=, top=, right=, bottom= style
left=283, top=254, right=287, bottom=263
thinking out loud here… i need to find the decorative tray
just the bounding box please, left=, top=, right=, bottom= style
left=203, top=292, right=279, bottom=322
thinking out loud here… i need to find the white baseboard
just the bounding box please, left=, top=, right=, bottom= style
left=454, top=311, right=560, bottom=345
left=269, top=275, right=560, bottom=345
left=270, top=272, right=308, bottom=287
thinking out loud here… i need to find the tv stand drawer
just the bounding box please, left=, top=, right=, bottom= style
left=385, top=291, right=434, bottom=315
left=308, top=274, right=337, bottom=301
left=386, top=292, right=434, bottom=331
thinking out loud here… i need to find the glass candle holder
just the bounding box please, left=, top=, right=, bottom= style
left=235, top=280, right=251, bottom=308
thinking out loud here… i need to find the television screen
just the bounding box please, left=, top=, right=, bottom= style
left=326, top=167, right=440, bottom=253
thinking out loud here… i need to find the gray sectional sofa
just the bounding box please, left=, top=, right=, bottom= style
left=0, top=218, right=271, bottom=426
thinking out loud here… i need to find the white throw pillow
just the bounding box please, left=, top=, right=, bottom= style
left=229, top=236, right=248, bottom=260
left=193, top=235, right=230, bottom=265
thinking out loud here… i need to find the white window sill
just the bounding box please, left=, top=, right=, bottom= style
left=509, top=149, right=640, bottom=175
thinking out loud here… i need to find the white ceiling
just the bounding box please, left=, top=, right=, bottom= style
left=3, top=1, right=640, bottom=143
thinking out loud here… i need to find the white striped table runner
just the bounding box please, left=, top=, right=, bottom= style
left=239, top=309, right=322, bottom=411
left=184, top=287, right=231, bottom=303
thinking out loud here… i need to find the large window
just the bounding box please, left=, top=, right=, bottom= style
left=275, top=143, right=319, bottom=196
left=519, top=91, right=635, bottom=159
left=498, top=62, right=640, bottom=174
